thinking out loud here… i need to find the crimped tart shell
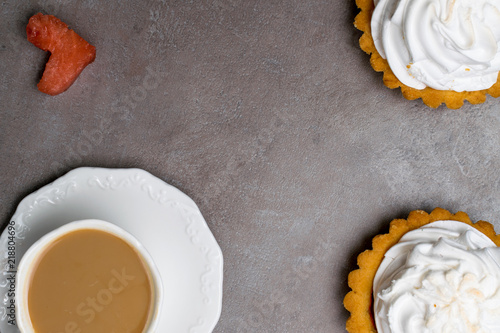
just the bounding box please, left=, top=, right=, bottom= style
left=344, top=208, right=500, bottom=333
left=354, top=0, right=500, bottom=109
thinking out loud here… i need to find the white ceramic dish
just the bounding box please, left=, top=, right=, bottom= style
left=16, top=219, right=163, bottom=333
left=0, top=167, right=223, bottom=333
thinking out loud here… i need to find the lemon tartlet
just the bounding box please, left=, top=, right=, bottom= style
left=344, top=208, right=500, bottom=332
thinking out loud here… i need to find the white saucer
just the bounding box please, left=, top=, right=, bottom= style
left=0, top=167, right=223, bottom=333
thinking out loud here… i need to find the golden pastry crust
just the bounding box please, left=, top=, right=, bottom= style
left=354, top=0, right=500, bottom=109
left=344, top=208, right=500, bottom=333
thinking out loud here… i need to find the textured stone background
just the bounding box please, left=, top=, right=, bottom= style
left=2, top=0, right=500, bottom=332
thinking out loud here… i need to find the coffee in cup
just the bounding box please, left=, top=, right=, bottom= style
left=16, top=220, right=162, bottom=333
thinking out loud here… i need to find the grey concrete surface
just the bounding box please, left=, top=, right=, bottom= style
left=2, top=0, right=500, bottom=332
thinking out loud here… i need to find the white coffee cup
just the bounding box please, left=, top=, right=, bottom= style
left=15, top=219, right=163, bottom=333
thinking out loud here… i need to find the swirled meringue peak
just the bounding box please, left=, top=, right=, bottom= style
left=371, top=0, right=500, bottom=91
left=373, top=220, right=500, bottom=333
